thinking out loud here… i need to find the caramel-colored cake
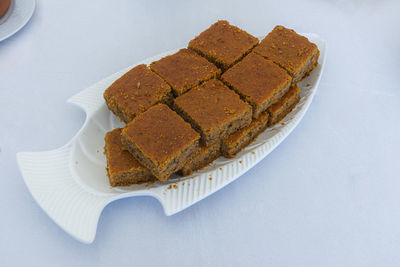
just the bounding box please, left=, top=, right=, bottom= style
left=121, top=104, right=200, bottom=181
left=188, top=20, right=259, bottom=71
left=179, top=141, right=221, bottom=176
left=105, top=128, right=155, bottom=186
left=173, top=79, right=252, bottom=146
left=268, top=84, right=301, bottom=126
left=0, top=0, right=10, bottom=19
left=221, top=111, right=269, bottom=158
left=254, top=26, right=319, bottom=83
left=104, top=64, right=172, bottom=123
left=150, top=49, right=220, bottom=96
left=221, top=53, right=292, bottom=119
left=102, top=21, right=319, bottom=187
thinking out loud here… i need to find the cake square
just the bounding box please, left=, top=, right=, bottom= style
left=254, top=25, right=319, bottom=83
left=221, top=111, right=269, bottom=158
left=178, top=141, right=221, bottom=176
left=105, top=128, right=155, bottom=186
left=173, top=79, right=252, bottom=146
left=150, top=49, right=220, bottom=96
left=121, top=104, right=200, bottom=181
left=268, top=84, right=301, bottom=126
left=104, top=64, right=173, bottom=123
left=221, top=53, right=292, bottom=119
left=188, top=20, right=259, bottom=71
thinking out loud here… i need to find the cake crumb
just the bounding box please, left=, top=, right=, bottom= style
left=251, top=151, right=255, bottom=154
left=173, top=184, right=178, bottom=189
left=281, top=122, right=285, bottom=125
left=209, top=177, right=212, bottom=181
left=167, top=185, right=172, bottom=190
left=306, top=83, right=310, bottom=86
left=182, top=182, right=185, bottom=186
left=219, top=168, right=222, bottom=170
left=239, top=160, right=242, bottom=164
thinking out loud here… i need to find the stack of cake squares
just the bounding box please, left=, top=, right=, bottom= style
left=103, top=20, right=320, bottom=186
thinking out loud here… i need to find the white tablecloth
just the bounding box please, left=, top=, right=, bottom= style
left=1, top=0, right=400, bottom=266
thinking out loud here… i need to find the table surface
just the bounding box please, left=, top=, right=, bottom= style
left=1, top=0, right=400, bottom=266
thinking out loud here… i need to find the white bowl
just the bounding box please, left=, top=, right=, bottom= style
left=17, top=34, right=326, bottom=243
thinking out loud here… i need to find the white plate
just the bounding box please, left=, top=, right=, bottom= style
left=17, top=34, right=326, bottom=243
left=0, top=0, right=35, bottom=42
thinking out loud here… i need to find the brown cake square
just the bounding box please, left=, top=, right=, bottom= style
left=188, top=20, right=259, bottom=71
left=105, top=128, right=155, bottom=186
left=221, top=111, right=270, bottom=158
left=121, top=104, right=200, bottom=181
left=104, top=64, right=173, bottom=123
left=178, top=141, right=221, bottom=176
left=173, top=79, right=252, bottom=146
left=268, top=84, right=301, bottom=126
left=254, top=25, right=319, bottom=83
left=221, top=53, right=292, bottom=119
left=150, top=49, right=220, bottom=96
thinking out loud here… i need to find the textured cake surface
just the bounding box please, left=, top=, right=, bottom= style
left=221, top=53, right=292, bottom=118
left=254, top=25, right=319, bottom=82
left=268, top=84, right=301, bottom=126
left=222, top=111, right=270, bottom=158
left=105, top=128, right=154, bottom=186
left=121, top=104, right=200, bottom=180
left=104, top=64, right=172, bottom=123
left=179, top=141, right=221, bottom=176
left=174, top=79, right=252, bottom=146
left=188, top=20, right=259, bottom=71
left=150, top=48, right=220, bottom=95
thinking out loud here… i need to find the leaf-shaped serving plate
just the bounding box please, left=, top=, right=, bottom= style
left=17, top=34, right=326, bottom=244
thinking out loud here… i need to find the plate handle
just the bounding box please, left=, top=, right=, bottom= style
left=16, top=145, right=111, bottom=243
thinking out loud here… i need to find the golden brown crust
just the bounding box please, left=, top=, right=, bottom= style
left=173, top=79, right=252, bottom=145
left=178, top=141, right=221, bottom=176
left=254, top=26, right=319, bottom=81
left=121, top=104, right=200, bottom=180
left=103, top=64, right=172, bottom=123
left=102, top=22, right=317, bottom=185
left=188, top=20, right=259, bottom=71
left=221, top=53, right=292, bottom=118
left=122, top=104, right=199, bottom=163
left=268, top=84, right=300, bottom=113
left=104, top=128, right=155, bottom=186
left=222, top=111, right=269, bottom=157
left=268, top=84, right=301, bottom=126
left=223, top=112, right=269, bottom=146
left=150, top=49, right=220, bottom=96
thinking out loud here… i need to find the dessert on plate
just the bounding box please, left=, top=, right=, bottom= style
left=221, top=53, right=292, bottom=119
left=121, top=104, right=200, bottom=181
left=150, top=48, right=220, bottom=96
left=179, top=141, right=221, bottom=176
left=105, top=128, right=155, bottom=186
left=173, top=78, right=252, bottom=146
left=221, top=111, right=270, bottom=158
left=104, top=64, right=172, bottom=123
left=268, top=84, right=301, bottom=126
left=102, top=21, right=319, bottom=185
left=254, top=25, right=319, bottom=83
left=188, top=20, right=259, bottom=71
